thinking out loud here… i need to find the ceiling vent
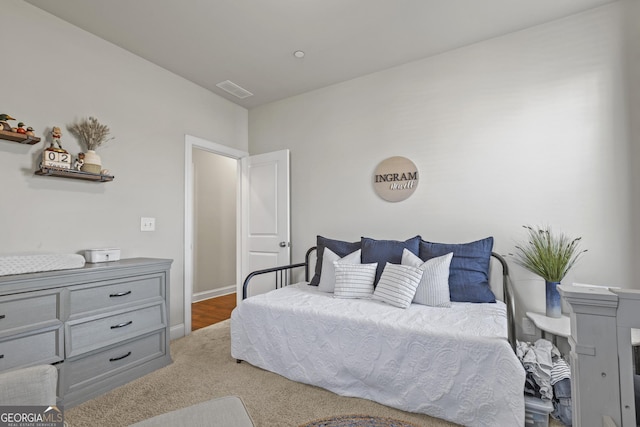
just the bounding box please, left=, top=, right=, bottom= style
left=216, top=80, right=253, bottom=99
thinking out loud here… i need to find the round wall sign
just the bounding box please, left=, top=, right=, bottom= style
left=373, top=156, right=419, bottom=202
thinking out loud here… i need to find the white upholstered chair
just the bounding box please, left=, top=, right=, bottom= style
left=0, top=364, right=58, bottom=406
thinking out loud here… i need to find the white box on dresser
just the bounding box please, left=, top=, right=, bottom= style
left=84, top=248, right=121, bottom=263
left=0, top=258, right=172, bottom=408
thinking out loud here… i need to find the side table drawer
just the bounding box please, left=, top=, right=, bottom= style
left=69, top=274, right=164, bottom=316
left=0, top=326, right=63, bottom=371
left=67, top=302, right=165, bottom=357
left=0, top=291, right=60, bottom=334
left=63, top=330, right=165, bottom=395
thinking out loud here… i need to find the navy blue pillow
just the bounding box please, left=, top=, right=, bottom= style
left=419, top=237, right=496, bottom=303
left=309, top=236, right=361, bottom=286
left=361, top=236, right=421, bottom=286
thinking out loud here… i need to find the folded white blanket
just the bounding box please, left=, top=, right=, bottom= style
left=0, top=254, right=85, bottom=276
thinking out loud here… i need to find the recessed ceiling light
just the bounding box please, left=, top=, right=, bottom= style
left=293, top=50, right=305, bottom=58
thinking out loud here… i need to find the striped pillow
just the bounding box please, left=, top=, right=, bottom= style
left=372, top=263, right=424, bottom=308
left=333, top=262, right=377, bottom=299
left=401, top=249, right=453, bottom=307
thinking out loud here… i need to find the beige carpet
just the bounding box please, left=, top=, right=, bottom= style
left=65, top=320, right=563, bottom=427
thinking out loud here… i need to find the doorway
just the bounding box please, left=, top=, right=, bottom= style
left=192, top=150, right=236, bottom=302
left=184, top=135, right=247, bottom=336
left=191, top=294, right=236, bottom=331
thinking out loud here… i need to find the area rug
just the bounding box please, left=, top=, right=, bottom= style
left=65, top=320, right=456, bottom=427
left=65, top=320, right=564, bottom=427
left=300, top=414, right=421, bottom=427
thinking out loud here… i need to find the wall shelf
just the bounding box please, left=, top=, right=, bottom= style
left=35, top=167, right=114, bottom=182
left=0, top=129, right=41, bottom=144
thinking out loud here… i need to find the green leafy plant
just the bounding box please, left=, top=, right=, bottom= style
left=68, top=117, right=114, bottom=151
left=512, top=225, right=587, bottom=282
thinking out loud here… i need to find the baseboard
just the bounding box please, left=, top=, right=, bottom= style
left=192, top=285, right=236, bottom=303
left=170, top=324, right=185, bottom=341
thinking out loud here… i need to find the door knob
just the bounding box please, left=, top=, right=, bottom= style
left=279, top=241, right=289, bottom=248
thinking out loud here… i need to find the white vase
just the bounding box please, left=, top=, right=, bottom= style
left=81, top=150, right=102, bottom=174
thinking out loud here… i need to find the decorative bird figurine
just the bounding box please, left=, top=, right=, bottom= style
left=0, top=114, right=15, bottom=131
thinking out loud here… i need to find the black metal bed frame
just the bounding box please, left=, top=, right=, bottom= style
left=242, top=247, right=317, bottom=300
left=241, top=247, right=517, bottom=351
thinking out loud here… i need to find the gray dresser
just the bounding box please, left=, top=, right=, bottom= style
left=0, top=258, right=172, bottom=407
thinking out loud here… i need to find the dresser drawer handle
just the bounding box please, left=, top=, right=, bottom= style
left=109, top=291, right=132, bottom=298
left=0, top=354, right=4, bottom=359
left=109, top=351, right=132, bottom=362
left=0, top=315, right=5, bottom=320
left=110, top=320, right=133, bottom=329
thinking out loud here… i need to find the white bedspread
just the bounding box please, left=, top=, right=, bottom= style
left=231, top=283, right=525, bottom=427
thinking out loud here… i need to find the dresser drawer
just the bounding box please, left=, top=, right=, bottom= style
left=67, top=302, right=165, bottom=357
left=69, top=274, right=164, bottom=316
left=63, top=330, right=165, bottom=394
left=0, top=326, right=63, bottom=371
left=0, top=291, right=60, bottom=334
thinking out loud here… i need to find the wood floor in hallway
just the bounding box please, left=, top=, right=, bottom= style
left=191, top=293, right=236, bottom=331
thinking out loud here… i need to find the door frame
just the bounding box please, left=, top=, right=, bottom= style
left=184, top=134, right=247, bottom=337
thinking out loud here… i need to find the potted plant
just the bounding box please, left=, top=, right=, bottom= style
left=68, top=117, right=114, bottom=174
left=512, top=225, right=587, bottom=318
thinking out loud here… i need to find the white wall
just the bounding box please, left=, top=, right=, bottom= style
left=193, top=150, right=237, bottom=298
left=623, top=0, right=640, bottom=287
left=1, top=1, right=248, bottom=336
left=249, top=4, right=635, bottom=323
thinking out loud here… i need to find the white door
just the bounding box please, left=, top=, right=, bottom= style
left=240, top=149, right=290, bottom=301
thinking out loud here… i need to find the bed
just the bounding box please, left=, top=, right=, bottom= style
left=231, top=236, right=525, bottom=426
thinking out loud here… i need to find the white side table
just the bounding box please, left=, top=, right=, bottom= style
left=526, top=312, right=570, bottom=345
left=526, top=311, right=640, bottom=370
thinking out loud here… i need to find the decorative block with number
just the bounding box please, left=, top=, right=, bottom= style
left=42, top=149, right=72, bottom=169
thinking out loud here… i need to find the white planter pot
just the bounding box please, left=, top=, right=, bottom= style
left=81, top=150, right=102, bottom=174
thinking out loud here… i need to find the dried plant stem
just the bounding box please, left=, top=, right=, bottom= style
left=68, top=117, right=114, bottom=151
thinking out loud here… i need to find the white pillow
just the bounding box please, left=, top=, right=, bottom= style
left=333, top=262, right=377, bottom=299
left=372, top=263, right=424, bottom=308
left=318, top=248, right=361, bottom=293
left=401, top=249, right=453, bottom=307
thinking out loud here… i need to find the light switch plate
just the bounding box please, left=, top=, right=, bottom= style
left=141, top=217, right=155, bottom=231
